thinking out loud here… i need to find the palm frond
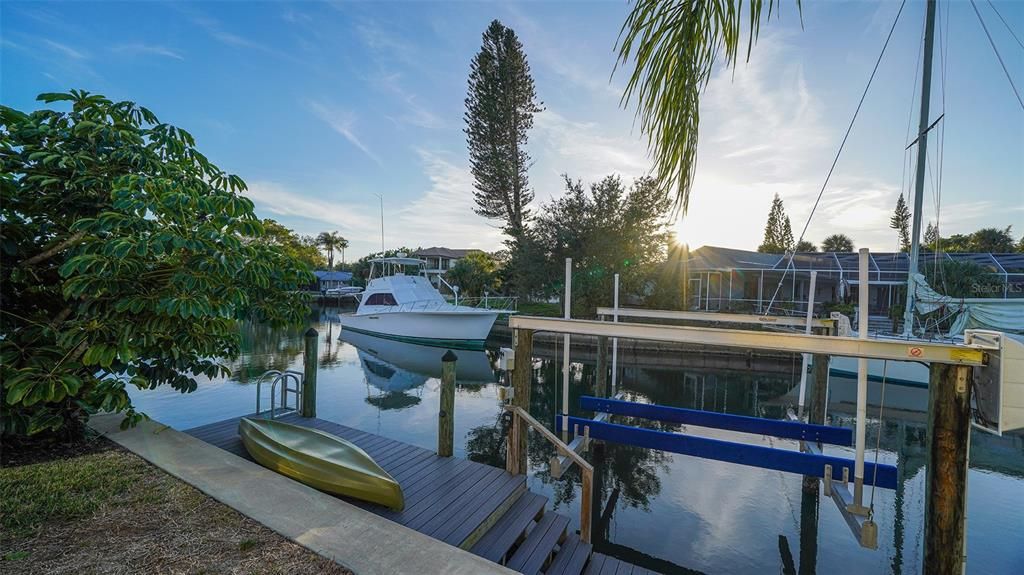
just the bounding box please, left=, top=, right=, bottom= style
left=615, top=0, right=795, bottom=214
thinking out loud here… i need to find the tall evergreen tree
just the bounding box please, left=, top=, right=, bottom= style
left=890, top=193, right=912, bottom=251
left=924, top=221, right=938, bottom=250
left=758, top=194, right=792, bottom=253
left=464, top=20, right=542, bottom=239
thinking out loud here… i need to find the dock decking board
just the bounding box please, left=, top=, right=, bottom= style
left=185, top=412, right=658, bottom=575
left=184, top=412, right=526, bottom=549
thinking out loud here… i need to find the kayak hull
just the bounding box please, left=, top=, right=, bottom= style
left=238, top=417, right=404, bottom=510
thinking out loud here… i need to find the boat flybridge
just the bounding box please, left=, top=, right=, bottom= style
left=339, top=255, right=501, bottom=348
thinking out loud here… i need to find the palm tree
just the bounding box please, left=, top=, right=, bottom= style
left=821, top=234, right=855, bottom=253
left=338, top=236, right=349, bottom=266
left=616, top=1, right=792, bottom=212
left=316, top=231, right=345, bottom=269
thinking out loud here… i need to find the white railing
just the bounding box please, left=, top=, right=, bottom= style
left=448, top=296, right=518, bottom=312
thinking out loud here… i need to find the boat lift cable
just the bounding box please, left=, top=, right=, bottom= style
left=763, top=0, right=907, bottom=316
left=970, top=0, right=1024, bottom=111
left=986, top=0, right=1024, bottom=52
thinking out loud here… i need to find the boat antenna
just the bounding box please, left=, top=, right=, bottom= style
left=902, top=0, right=938, bottom=337
left=373, top=193, right=385, bottom=254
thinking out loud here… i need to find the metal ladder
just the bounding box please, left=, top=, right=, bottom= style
left=254, top=370, right=304, bottom=418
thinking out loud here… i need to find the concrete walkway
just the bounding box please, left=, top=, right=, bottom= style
left=90, top=415, right=515, bottom=575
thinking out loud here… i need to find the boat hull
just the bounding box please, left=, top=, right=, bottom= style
left=340, top=309, right=498, bottom=349
left=238, top=417, right=404, bottom=510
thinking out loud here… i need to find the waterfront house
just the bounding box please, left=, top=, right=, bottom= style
left=678, top=245, right=1023, bottom=318
left=313, top=270, right=354, bottom=292
left=411, top=247, right=482, bottom=288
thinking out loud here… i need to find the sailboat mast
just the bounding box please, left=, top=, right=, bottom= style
left=902, top=0, right=938, bottom=337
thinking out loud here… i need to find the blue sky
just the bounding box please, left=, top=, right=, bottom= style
left=3, top=1, right=1022, bottom=258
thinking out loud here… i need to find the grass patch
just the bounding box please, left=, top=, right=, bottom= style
left=0, top=439, right=349, bottom=574
left=0, top=447, right=150, bottom=540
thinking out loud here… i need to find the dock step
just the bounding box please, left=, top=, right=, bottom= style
left=546, top=533, right=592, bottom=575
left=507, top=512, right=570, bottom=574
left=585, top=552, right=660, bottom=575
left=471, top=491, right=548, bottom=563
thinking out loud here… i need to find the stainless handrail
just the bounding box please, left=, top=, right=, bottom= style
left=255, top=370, right=283, bottom=415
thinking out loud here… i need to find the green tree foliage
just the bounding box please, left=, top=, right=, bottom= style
left=464, top=20, right=542, bottom=239
left=821, top=234, right=855, bottom=252
left=924, top=221, right=939, bottom=250
left=926, top=225, right=1017, bottom=253
left=445, top=252, right=500, bottom=298
left=795, top=240, right=817, bottom=252
left=924, top=260, right=1004, bottom=298
left=890, top=193, right=911, bottom=251
left=256, top=220, right=325, bottom=270
left=533, top=175, right=672, bottom=316
left=316, top=231, right=347, bottom=269
left=615, top=0, right=792, bottom=211
left=0, top=91, right=312, bottom=440
left=757, top=194, right=793, bottom=253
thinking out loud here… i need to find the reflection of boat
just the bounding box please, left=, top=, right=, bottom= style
left=341, top=328, right=496, bottom=385
left=339, top=256, right=498, bottom=349
left=238, top=417, right=404, bottom=510
left=829, top=356, right=929, bottom=388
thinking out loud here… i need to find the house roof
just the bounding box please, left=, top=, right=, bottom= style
left=411, top=247, right=480, bottom=259
left=313, top=271, right=353, bottom=281
left=685, top=245, right=1023, bottom=279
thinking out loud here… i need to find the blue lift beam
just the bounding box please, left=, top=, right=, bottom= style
left=560, top=399, right=897, bottom=490
left=579, top=396, right=854, bottom=446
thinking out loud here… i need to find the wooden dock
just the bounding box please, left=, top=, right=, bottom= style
left=186, top=412, right=656, bottom=575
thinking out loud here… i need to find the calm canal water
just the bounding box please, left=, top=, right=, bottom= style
left=127, top=307, right=1024, bottom=574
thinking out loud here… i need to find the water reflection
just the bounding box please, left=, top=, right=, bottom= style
left=340, top=329, right=497, bottom=411
left=126, top=310, right=1024, bottom=575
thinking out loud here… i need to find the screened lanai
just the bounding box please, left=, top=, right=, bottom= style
left=681, top=246, right=1024, bottom=316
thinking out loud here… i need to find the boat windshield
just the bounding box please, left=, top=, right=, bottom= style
left=367, top=257, right=427, bottom=280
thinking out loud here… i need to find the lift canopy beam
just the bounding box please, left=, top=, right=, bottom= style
left=595, top=308, right=835, bottom=330
left=508, top=316, right=987, bottom=366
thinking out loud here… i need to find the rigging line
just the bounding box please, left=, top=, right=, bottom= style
left=970, top=0, right=1024, bottom=111
left=986, top=0, right=1024, bottom=52
left=763, top=0, right=908, bottom=316
left=901, top=19, right=926, bottom=201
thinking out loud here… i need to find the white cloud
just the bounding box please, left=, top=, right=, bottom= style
left=532, top=108, right=650, bottom=200
left=112, top=43, right=184, bottom=60
left=244, top=180, right=379, bottom=236
left=306, top=100, right=383, bottom=165
left=393, top=150, right=504, bottom=250
left=42, top=39, right=87, bottom=60
left=374, top=72, right=447, bottom=130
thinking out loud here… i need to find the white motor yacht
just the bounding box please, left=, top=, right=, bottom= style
left=339, top=256, right=500, bottom=348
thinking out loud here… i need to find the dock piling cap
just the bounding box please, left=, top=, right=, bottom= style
left=442, top=350, right=458, bottom=363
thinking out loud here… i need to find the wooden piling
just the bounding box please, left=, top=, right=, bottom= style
left=596, top=335, right=608, bottom=396
left=438, top=350, right=457, bottom=457
left=509, top=329, right=533, bottom=475
left=923, top=363, right=972, bottom=575
left=302, top=328, right=318, bottom=418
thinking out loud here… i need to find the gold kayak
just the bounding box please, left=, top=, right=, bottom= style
left=238, top=417, right=404, bottom=510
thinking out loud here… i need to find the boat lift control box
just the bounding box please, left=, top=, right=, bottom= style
left=965, top=330, right=1024, bottom=436
left=498, top=347, right=515, bottom=371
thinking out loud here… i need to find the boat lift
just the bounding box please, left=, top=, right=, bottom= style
left=503, top=307, right=1022, bottom=572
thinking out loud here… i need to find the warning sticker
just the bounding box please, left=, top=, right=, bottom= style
left=908, top=347, right=924, bottom=358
